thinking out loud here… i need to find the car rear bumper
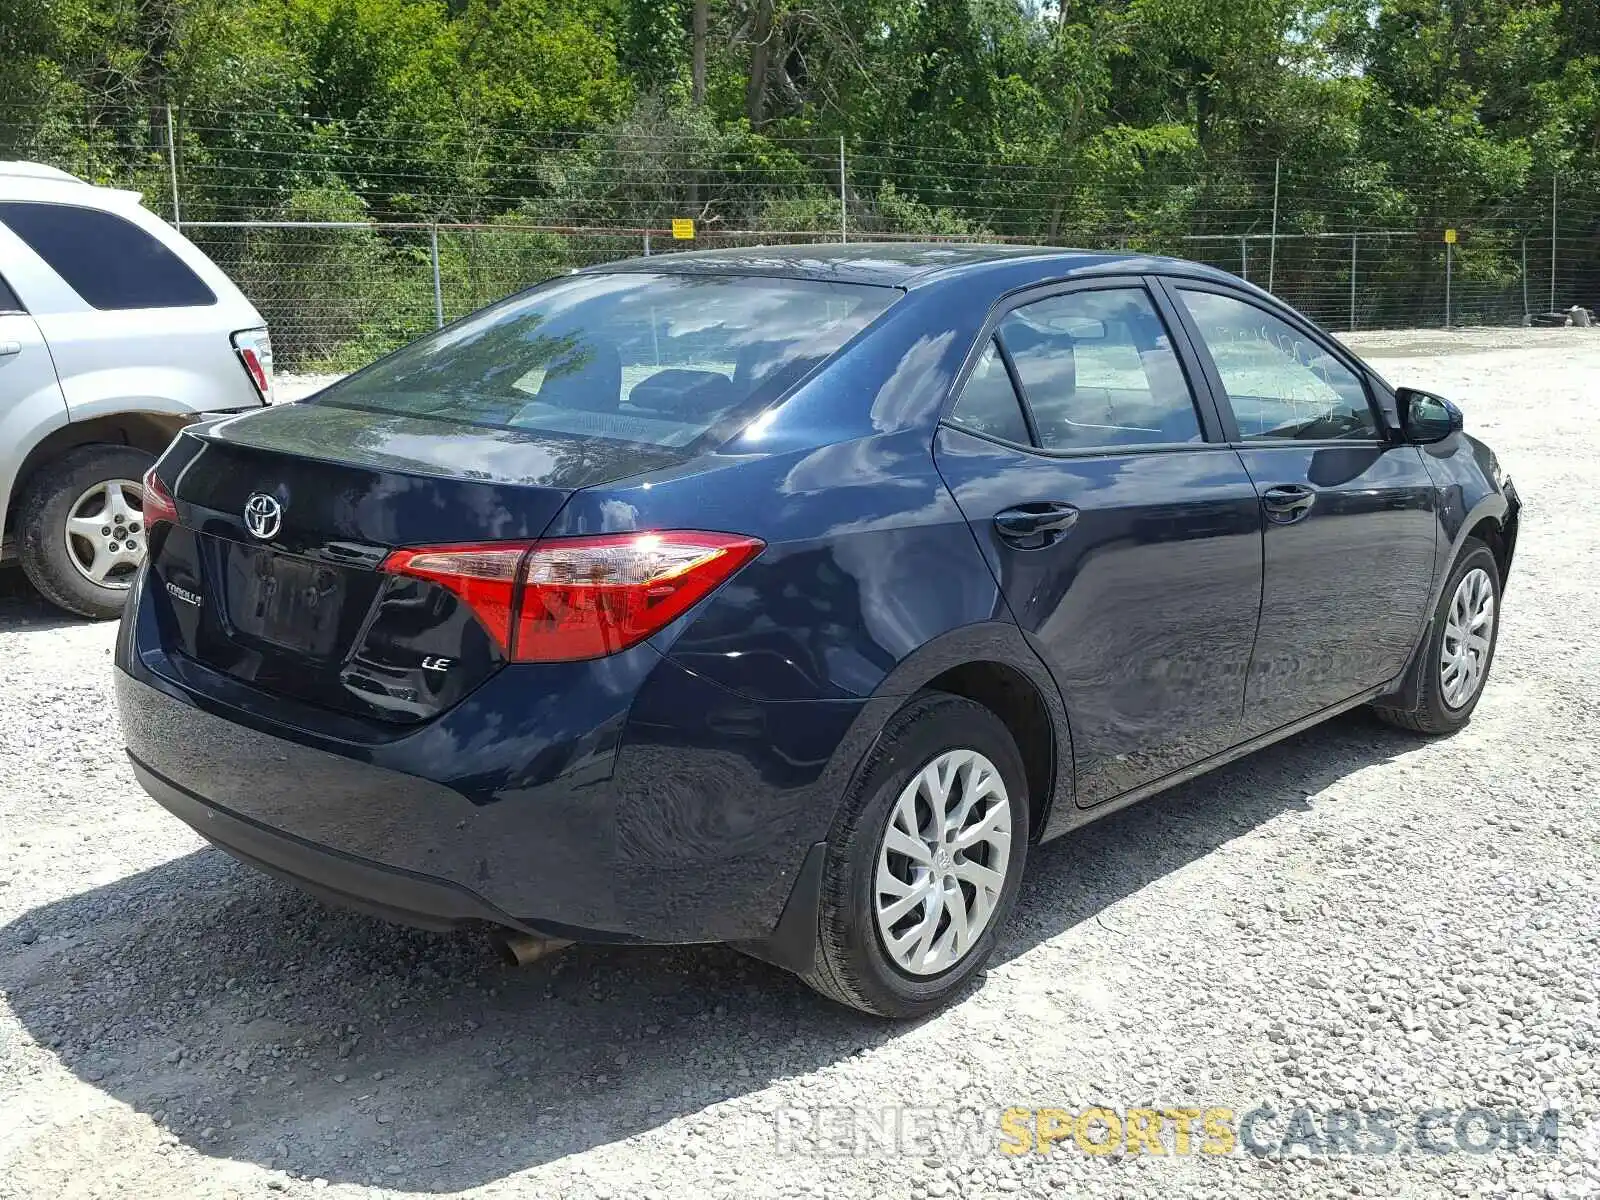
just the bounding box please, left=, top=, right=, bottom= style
left=115, top=638, right=866, bottom=949
left=128, top=750, right=544, bottom=935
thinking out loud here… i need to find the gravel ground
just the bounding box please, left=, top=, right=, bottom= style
left=2, top=328, right=1597, bottom=1200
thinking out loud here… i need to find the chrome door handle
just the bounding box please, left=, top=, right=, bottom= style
left=1261, top=484, right=1316, bottom=524
left=0, top=341, right=21, bottom=357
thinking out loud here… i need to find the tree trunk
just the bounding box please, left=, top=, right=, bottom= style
left=746, top=0, right=774, bottom=128
left=692, top=0, right=708, bottom=106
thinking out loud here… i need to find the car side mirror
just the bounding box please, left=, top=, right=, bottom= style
left=1397, top=386, right=1464, bottom=445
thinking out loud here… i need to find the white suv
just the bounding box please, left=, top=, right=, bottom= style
left=0, top=162, right=272, bottom=617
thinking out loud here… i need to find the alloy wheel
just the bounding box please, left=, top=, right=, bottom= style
left=873, top=748, right=1012, bottom=976
left=1440, top=566, right=1495, bottom=708
left=63, top=478, right=147, bottom=589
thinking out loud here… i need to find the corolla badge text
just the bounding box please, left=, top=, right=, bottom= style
left=165, top=581, right=203, bottom=607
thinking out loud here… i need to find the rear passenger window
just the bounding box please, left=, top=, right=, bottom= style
left=949, top=338, right=1031, bottom=444
left=998, top=288, right=1201, bottom=450
left=0, top=202, right=215, bottom=310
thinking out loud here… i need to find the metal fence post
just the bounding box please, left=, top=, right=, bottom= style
left=165, top=106, right=181, bottom=229
left=1239, top=236, right=1247, bottom=279
left=430, top=224, right=444, bottom=329
left=642, top=232, right=651, bottom=256
left=1521, top=233, right=1529, bottom=317
left=1550, top=172, right=1558, bottom=312
left=839, top=136, right=848, bottom=244
left=1445, top=237, right=1452, bottom=329
left=1267, top=158, right=1280, bottom=294
left=1349, top=233, right=1357, bottom=331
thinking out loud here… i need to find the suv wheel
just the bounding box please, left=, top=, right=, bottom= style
left=802, top=692, right=1029, bottom=1018
left=17, top=444, right=156, bottom=619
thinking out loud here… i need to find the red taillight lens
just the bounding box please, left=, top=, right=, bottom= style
left=515, top=531, right=764, bottom=661
left=141, top=466, right=179, bottom=528
left=381, top=531, right=764, bottom=662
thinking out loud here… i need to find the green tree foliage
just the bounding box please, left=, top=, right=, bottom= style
left=4, top=0, right=1597, bottom=361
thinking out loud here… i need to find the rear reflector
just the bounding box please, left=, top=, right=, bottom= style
left=141, top=466, right=179, bottom=528
left=382, top=531, right=764, bottom=662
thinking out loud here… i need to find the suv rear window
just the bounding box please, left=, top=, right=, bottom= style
left=0, top=201, right=216, bottom=310
left=316, top=272, right=899, bottom=448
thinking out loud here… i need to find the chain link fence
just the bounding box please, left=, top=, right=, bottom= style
left=4, top=106, right=1591, bottom=371
left=179, top=220, right=1577, bottom=371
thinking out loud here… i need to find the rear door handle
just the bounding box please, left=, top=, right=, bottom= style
left=1261, top=484, right=1317, bottom=524
left=0, top=341, right=20, bottom=357
left=994, top=501, right=1079, bottom=548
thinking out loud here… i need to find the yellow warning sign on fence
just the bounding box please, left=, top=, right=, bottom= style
left=672, top=218, right=695, bottom=240
left=1443, top=228, right=1457, bottom=244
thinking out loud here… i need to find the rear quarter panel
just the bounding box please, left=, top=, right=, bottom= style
left=547, top=428, right=1011, bottom=701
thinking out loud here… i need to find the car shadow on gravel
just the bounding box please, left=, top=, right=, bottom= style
left=0, top=563, right=95, bottom=631
left=0, top=709, right=1418, bottom=1191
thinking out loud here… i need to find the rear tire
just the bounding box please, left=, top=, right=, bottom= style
left=1372, top=539, right=1501, bottom=736
left=16, top=444, right=156, bottom=620
left=801, top=692, right=1029, bottom=1018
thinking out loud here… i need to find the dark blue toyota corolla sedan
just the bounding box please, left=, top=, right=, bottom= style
left=115, top=244, right=1520, bottom=1016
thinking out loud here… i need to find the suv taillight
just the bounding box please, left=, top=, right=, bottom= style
left=141, top=467, right=179, bottom=528
left=231, top=328, right=274, bottom=404
left=381, top=531, right=764, bottom=662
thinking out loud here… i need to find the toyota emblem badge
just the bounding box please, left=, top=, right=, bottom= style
left=244, top=493, right=283, bottom=540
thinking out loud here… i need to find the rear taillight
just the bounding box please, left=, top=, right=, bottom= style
left=141, top=466, right=179, bottom=528
left=380, top=543, right=526, bottom=652
left=381, top=531, right=764, bottom=662
left=231, top=328, right=274, bottom=404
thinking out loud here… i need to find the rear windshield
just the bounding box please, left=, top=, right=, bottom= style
left=316, top=272, right=899, bottom=447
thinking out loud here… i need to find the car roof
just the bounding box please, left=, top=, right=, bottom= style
left=588, top=241, right=1240, bottom=289
left=0, top=162, right=145, bottom=208
left=0, top=161, right=84, bottom=183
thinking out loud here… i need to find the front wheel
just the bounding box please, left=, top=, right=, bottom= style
left=802, top=692, right=1029, bottom=1018
left=1373, top=538, right=1501, bottom=735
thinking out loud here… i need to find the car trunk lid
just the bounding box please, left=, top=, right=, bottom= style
left=145, top=403, right=688, bottom=723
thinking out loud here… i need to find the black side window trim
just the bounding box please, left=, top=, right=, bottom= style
left=1154, top=276, right=1388, bottom=446
left=988, top=333, right=1040, bottom=446
left=0, top=270, right=23, bottom=314
left=938, top=275, right=1229, bottom=457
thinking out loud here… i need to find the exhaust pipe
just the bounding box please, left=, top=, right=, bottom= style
left=492, top=930, right=574, bottom=967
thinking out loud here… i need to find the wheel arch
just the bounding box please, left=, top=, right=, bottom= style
left=1379, top=501, right=1510, bottom=712
left=6, top=413, right=188, bottom=541
left=840, top=622, right=1074, bottom=844
left=739, top=622, right=1073, bottom=978
left=1435, top=492, right=1512, bottom=612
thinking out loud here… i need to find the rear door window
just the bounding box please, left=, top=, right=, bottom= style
left=997, top=287, right=1203, bottom=449
left=319, top=272, right=899, bottom=448
left=948, top=337, right=1032, bottom=444
left=0, top=201, right=216, bottom=310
